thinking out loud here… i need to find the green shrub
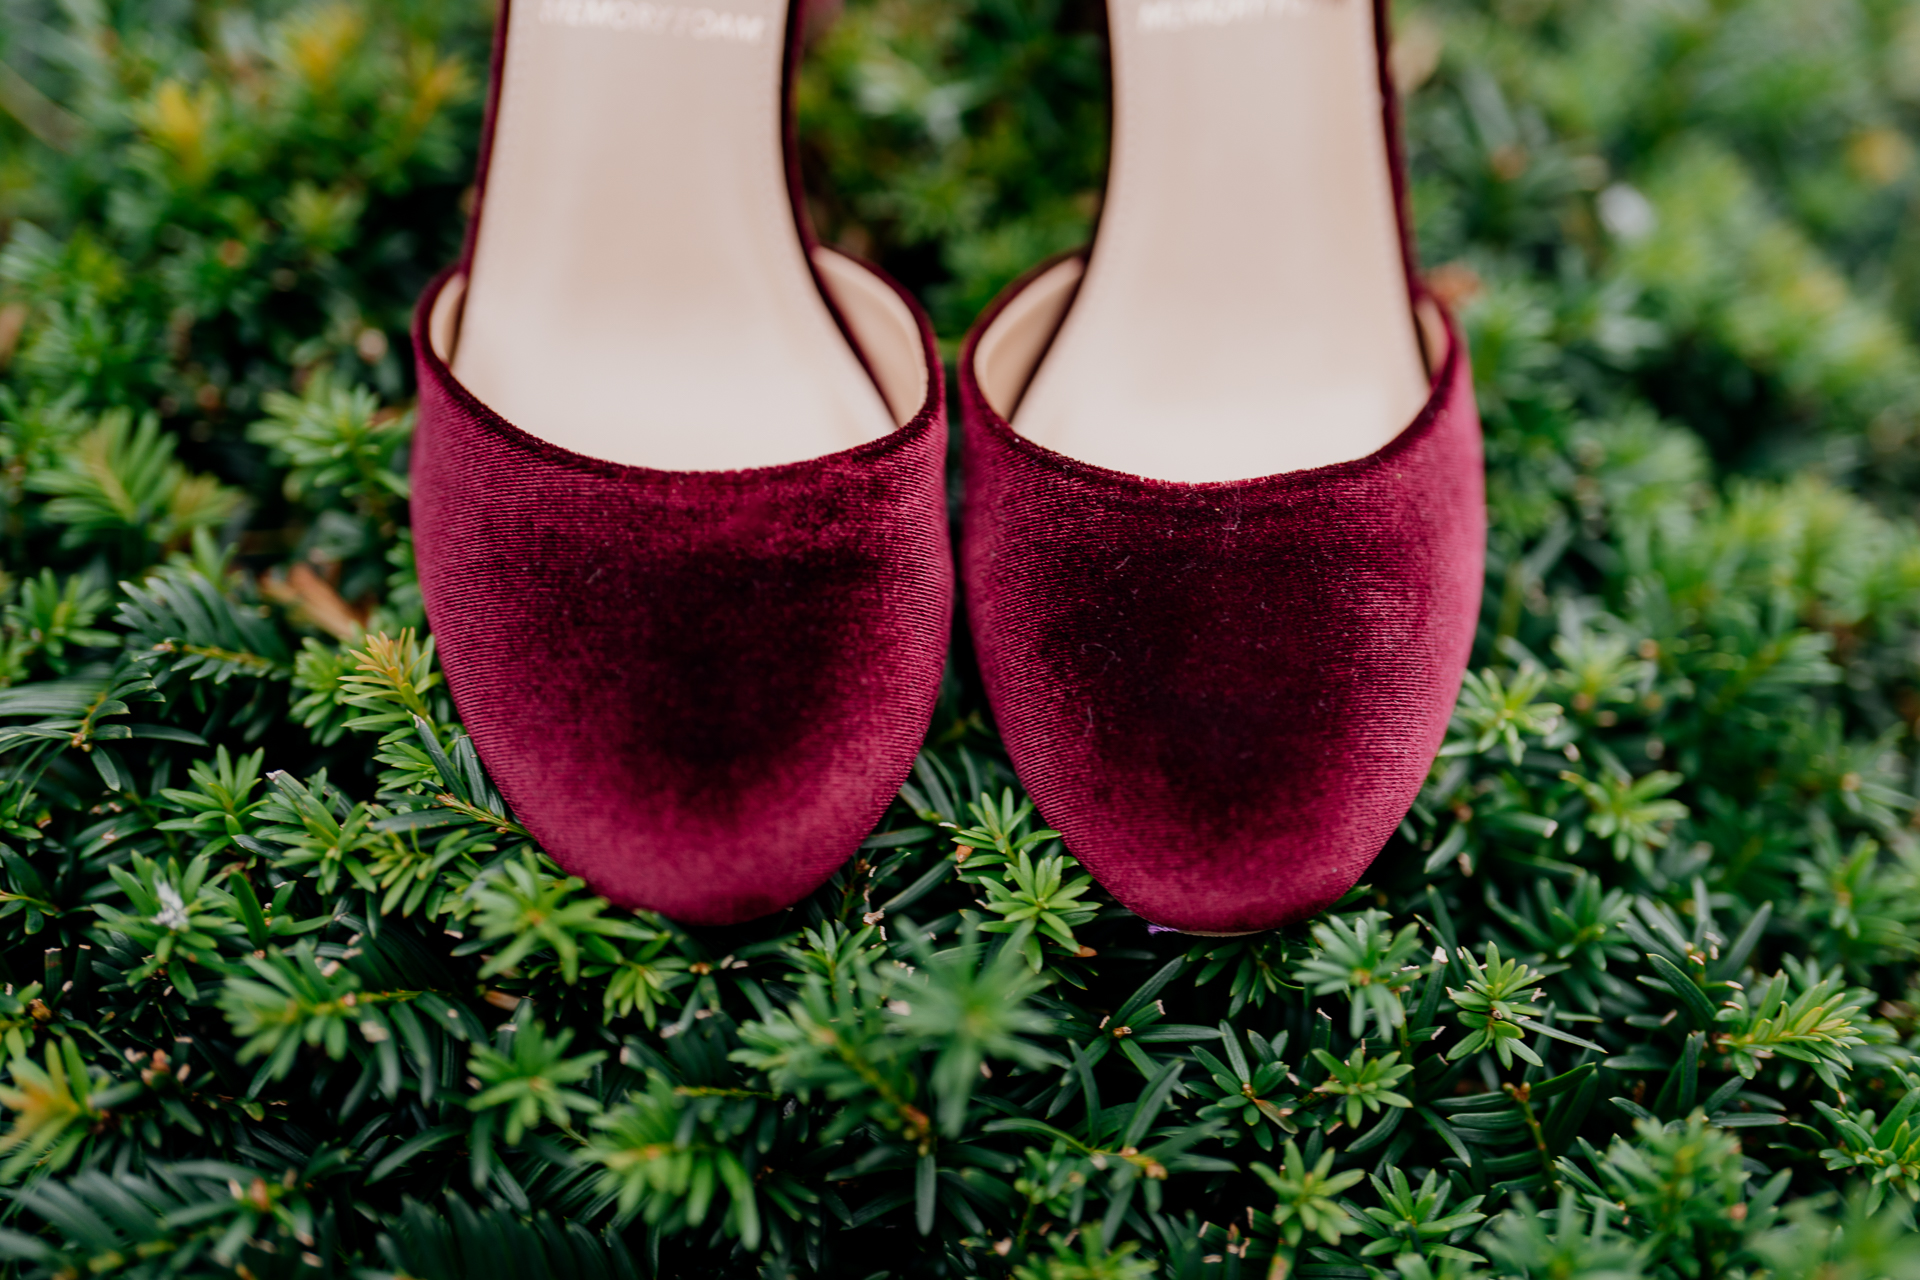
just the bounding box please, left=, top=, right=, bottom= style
left=3, top=0, right=1920, bottom=1275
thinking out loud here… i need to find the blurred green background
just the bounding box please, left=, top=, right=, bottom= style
left=7, top=0, right=1920, bottom=1275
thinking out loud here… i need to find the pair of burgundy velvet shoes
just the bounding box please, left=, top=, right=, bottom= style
left=409, top=0, right=1484, bottom=935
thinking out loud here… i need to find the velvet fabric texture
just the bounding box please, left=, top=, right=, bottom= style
left=959, top=265, right=1484, bottom=934
left=410, top=270, right=951, bottom=926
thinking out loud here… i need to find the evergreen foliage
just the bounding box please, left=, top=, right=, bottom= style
left=3, top=0, right=1920, bottom=1275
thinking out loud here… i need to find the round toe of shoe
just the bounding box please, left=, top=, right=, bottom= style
left=485, top=721, right=912, bottom=927
left=414, top=446, right=950, bottom=923
left=410, top=274, right=952, bottom=926
left=1035, top=740, right=1444, bottom=935
left=418, top=471, right=950, bottom=925
left=976, top=587, right=1472, bottom=932
left=960, top=293, right=1485, bottom=936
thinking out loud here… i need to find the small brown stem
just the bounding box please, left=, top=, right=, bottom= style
left=1504, top=1081, right=1557, bottom=1185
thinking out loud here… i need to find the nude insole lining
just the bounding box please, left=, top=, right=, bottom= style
left=976, top=258, right=1449, bottom=436
left=449, top=0, right=914, bottom=472
left=1010, top=0, right=1429, bottom=482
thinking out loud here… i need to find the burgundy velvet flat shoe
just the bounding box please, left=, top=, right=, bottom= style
left=410, top=0, right=950, bottom=925
left=958, top=0, right=1484, bottom=933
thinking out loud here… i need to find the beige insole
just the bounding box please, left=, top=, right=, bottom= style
left=451, top=0, right=907, bottom=470
left=1009, top=0, right=1428, bottom=481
